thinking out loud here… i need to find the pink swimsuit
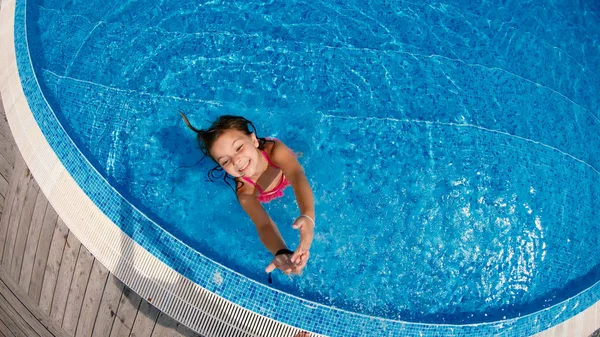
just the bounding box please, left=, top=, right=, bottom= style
left=242, top=150, right=290, bottom=203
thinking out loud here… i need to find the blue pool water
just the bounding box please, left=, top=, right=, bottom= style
left=24, top=0, right=599, bottom=327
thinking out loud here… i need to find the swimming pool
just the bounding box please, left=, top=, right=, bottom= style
left=4, top=0, right=600, bottom=335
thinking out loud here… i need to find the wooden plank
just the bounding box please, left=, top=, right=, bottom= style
left=129, top=300, right=160, bottom=337
left=0, top=155, right=26, bottom=263
left=0, top=130, right=13, bottom=154
left=28, top=205, right=59, bottom=304
left=109, top=287, right=142, bottom=337
left=2, top=165, right=34, bottom=272
left=151, top=312, right=182, bottom=337
left=62, top=245, right=94, bottom=335
left=0, top=129, right=15, bottom=152
left=0, top=306, right=23, bottom=337
left=9, top=179, right=40, bottom=280
left=0, top=135, right=15, bottom=167
left=0, top=265, right=71, bottom=337
left=0, top=275, right=45, bottom=337
left=0, top=174, right=9, bottom=199
left=90, top=274, right=123, bottom=337
left=0, top=293, right=40, bottom=337
left=0, top=104, right=16, bottom=149
left=49, top=231, right=81, bottom=326
left=18, top=192, right=48, bottom=291
left=0, top=192, right=5, bottom=214
left=37, top=217, right=68, bottom=314
left=75, top=259, right=109, bottom=337
left=0, top=97, right=15, bottom=165
left=0, top=317, right=16, bottom=337
left=0, top=153, right=11, bottom=183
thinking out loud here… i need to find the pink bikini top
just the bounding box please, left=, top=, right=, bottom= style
left=242, top=150, right=290, bottom=203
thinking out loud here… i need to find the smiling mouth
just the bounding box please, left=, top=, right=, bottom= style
left=239, top=159, right=250, bottom=174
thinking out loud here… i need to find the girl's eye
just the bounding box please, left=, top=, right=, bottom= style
left=236, top=145, right=243, bottom=152
left=221, top=160, right=230, bottom=166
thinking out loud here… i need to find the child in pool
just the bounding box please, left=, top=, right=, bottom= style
left=181, top=114, right=315, bottom=276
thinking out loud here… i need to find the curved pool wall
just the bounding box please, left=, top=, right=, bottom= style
left=1, top=0, right=600, bottom=336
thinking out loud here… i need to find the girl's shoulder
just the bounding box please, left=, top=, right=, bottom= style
left=264, top=138, right=286, bottom=156
left=263, top=138, right=275, bottom=151
left=264, top=138, right=297, bottom=168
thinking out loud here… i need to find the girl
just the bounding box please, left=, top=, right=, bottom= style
left=181, top=114, right=315, bottom=276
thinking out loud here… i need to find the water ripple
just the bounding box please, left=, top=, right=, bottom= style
left=320, top=113, right=600, bottom=176
left=42, top=69, right=223, bottom=106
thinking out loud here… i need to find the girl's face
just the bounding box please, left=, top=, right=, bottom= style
left=209, top=129, right=261, bottom=178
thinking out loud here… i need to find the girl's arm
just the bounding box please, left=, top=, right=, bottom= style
left=238, top=193, right=297, bottom=274
left=270, top=141, right=315, bottom=252
left=237, top=193, right=287, bottom=254
left=271, top=141, right=315, bottom=219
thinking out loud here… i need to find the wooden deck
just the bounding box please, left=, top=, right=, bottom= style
left=0, top=95, right=202, bottom=337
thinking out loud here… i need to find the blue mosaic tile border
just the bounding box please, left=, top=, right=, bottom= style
left=12, top=0, right=600, bottom=336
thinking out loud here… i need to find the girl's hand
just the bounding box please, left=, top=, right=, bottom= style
left=291, top=215, right=314, bottom=273
left=265, top=253, right=296, bottom=275
left=290, top=247, right=310, bottom=273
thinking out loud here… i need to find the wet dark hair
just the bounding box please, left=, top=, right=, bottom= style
left=180, top=113, right=272, bottom=192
